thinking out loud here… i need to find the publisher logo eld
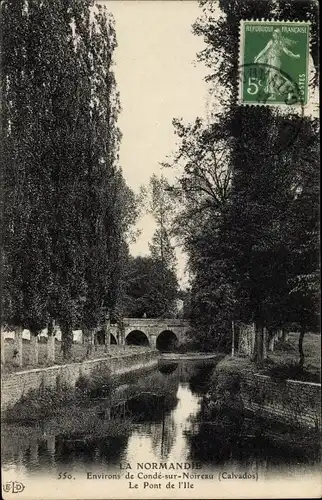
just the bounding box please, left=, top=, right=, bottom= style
left=3, top=481, right=26, bottom=494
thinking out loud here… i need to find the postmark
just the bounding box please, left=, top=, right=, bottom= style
left=239, top=20, right=310, bottom=106
left=237, top=63, right=305, bottom=156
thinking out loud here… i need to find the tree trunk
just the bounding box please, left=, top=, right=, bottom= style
left=46, top=435, right=56, bottom=463
left=282, top=329, right=289, bottom=342
left=299, top=326, right=305, bottom=371
left=231, top=320, right=235, bottom=357
left=91, top=329, right=96, bottom=352
left=104, top=315, right=111, bottom=353
left=252, top=321, right=264, bottom=365
left=1, top=327, right=5, bottom=364
left=263, top=327, right=267, bottom=360
left=30, top=438, right=39, bottom=464
left=30, top=333, right=39, bottom=365
left=47, top=320, right=56, bottom=364
left=61, top=321, right=73, bottom=360
left=83, top=327, right=91, bottom=358
left=250, top=323, right=256, bottom=357
left=85, top=328, right=95, bottom=357
left=14, top=327, right=23, bottom=367
left=237, top=324, right=243, bottom=354
left=257, top=323, right=264, bottom=364
left=268, top=330, right=275, bottom=352
left=117, top=319, right=125, bottom=347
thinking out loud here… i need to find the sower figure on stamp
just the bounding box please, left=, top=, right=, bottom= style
left=254, top=28, right=300, bottom=97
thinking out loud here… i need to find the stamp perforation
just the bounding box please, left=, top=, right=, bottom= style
left=238, top=19, right=311, bottom=107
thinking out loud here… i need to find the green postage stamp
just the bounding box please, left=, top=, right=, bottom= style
left=239, top=20, right=310, bottom=106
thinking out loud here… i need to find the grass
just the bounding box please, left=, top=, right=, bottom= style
left=120, top=368, right=179, bottom=398
left=2, top=340, right=152, bottom=374
left=264, top=332, right=321, bottom=383
left=213, top=355, right=256, bottom=377
left=45, top=407, right=132, bottom=439
left=263, top=361, right=320, bottom=383
left=3, top=362, right=179, bottom=424
left=215, top=331, right=320, bottom=383
left=4, top=366, right=111, bottom=422
left=4, top=363, right=125, bottom=425
left=3, top=361, right=180, bottom=437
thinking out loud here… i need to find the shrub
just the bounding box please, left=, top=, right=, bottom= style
left=75, top=365, right=113, bottom=398
left=5, top=385, right=77, bottom=422
left=264, top=361, right=320, bottom=383
left=176, top=341, right=199, bottom=353
left=274, top=340, right=295, bottom=352
left=5, top=366, right=114, bottom=423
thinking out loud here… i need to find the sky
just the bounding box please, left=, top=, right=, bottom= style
left=97, top=1, right=209, bottom=287
left=97, top=2, right=319, bottom=290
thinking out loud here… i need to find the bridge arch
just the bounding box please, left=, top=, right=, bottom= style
left=125, top=330, right=150, bottom=346
left=156, top=330, right=178, bottom=352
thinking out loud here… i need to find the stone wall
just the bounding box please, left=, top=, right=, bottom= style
left=1, top=350, right=159, bottom=413
left=240, top=372, right=321, bottom=429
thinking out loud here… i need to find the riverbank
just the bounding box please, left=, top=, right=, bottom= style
left=208, top=355, right=321, bottom=430
left=1, top=358, right=184, bottom=471
left=210, top=331, right=320, bottom=383
left=2, top=357, right=180, bottom=431
left=160, top=352, right=219, bottom=361
left=2, top=356, right=320, bottom=492
left=1, top=349, right=159, bottom=414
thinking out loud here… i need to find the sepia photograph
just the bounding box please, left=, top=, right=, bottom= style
left=0, top=1, right=320, bottom=499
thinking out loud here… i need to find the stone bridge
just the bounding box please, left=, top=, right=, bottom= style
left=108, top=318, right=190, bottom=350
left=3, top=319, right=190, bottom=352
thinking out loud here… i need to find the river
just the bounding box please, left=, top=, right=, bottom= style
left=1, top=359, right=320, bottom=482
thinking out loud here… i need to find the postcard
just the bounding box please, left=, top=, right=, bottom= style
left=1, top=1, right=320, bottom=499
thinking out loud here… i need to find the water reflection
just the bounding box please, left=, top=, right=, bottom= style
left=1, top=358, right=320, bottom=478
left=124, top=383, right=200, bottom=464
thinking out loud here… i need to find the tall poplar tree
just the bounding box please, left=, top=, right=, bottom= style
left=143, top=174, right=177, bottom=272
left=1, top=0, right=138, bottom=360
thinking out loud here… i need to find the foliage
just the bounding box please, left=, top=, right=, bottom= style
left=5, top=384, right=78, bottom=423
left=165, top=0, right=319, bottom=359
left=5, top=386, right=132, bottom=439
left=75, top=365, right=113, bottom=399
left=177, top=288, right=192, bottom=319
left=263, top=360, right=320, bottom=384
left=141, top=174, right=177, bottom=272
left=123, top=255, right=178, bottom=318
left=0, top=0, right=139, bottom=358
left=163, top=113, right=235, bottom=351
